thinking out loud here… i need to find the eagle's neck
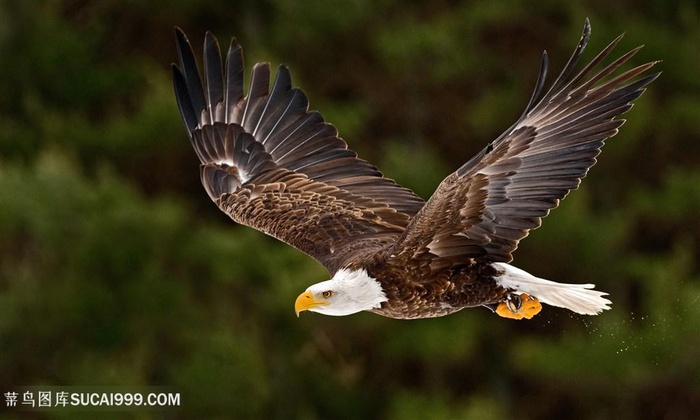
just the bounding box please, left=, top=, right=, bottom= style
left=332, top=268, right=387, bottom=311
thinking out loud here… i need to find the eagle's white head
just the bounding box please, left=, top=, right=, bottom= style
left=295, top=269, right=387, bottom=316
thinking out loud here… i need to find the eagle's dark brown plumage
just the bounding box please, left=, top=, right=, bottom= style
left=172, top=20, right=659, bottom=320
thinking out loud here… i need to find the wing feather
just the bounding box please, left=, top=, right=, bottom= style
left=391, top=19, right=659, bottom=270
left=203, top=32, right=224, bottom=123
left=172, top=28, right=424, bottom=271
left=223, top=40, right=244, bottom=123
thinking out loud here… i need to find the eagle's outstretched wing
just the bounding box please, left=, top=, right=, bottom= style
left=172, top=29, right=425, bottom=273
left=391, top=19, right=660, bottom=274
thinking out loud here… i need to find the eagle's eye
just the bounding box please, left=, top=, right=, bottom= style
left=322, top=291, right=333, bottom=299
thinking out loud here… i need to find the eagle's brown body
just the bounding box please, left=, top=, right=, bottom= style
left=364, top=258, right=505, bottom=319
left=172, top=20, right=658, bottom=319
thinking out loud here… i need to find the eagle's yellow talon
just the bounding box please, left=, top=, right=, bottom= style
left=496, top=293, right=542, bottom=320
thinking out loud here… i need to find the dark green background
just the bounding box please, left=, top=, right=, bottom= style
left=1, top=0, right=698, bottom=418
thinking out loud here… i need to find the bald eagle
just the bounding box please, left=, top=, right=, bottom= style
left=172, top=20, right=658, bottom=320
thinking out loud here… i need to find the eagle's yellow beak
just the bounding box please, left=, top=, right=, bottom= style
left=295, top=291, right=329, bottom=317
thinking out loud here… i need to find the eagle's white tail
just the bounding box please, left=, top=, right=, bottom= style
left=492, top=263, right=611, bottom=315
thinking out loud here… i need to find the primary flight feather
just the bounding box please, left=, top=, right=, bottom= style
left=172, top=20, right=659, bottom=320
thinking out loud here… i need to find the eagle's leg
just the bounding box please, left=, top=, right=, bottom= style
left=495, top=293, right=542, bottom=320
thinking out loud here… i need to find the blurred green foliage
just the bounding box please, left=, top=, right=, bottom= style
left=1, top=0, right=699, bottom=418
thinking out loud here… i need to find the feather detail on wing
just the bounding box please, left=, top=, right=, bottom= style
left=171, top=29, right=425, bottom=272
left=392, top=19, right=660, bottom=270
